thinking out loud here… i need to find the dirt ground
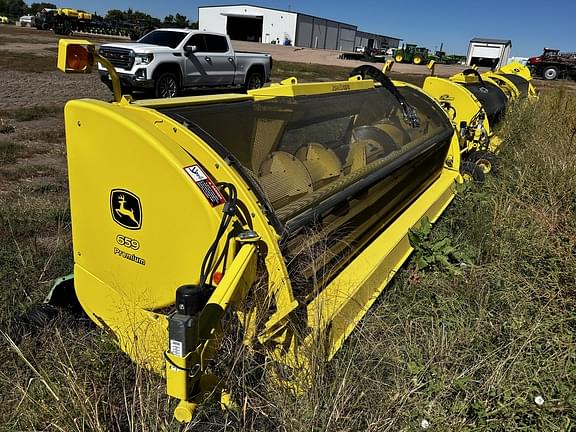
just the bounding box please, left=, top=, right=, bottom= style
left=2, top=25, right=575, bottom=108
left=1, top=23, right=573, bottom=198
left=0, top=25, right=454, bottom=110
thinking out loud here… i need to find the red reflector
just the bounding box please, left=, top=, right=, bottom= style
left=212, top=271, right=223, bottom=285
left=66, top=45, right=90, bottom=71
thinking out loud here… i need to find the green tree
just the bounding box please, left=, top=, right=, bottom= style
left=29, top=2, right=56, bottom=13
left=107, top=8, right=159, bottom=24
left=174, top=13, right=188, bottom=27
left=163, top=14, right=174, bottom=26
left=0, top=0, right=28, bottom=17
left=105, top=9, right=125, bottom=21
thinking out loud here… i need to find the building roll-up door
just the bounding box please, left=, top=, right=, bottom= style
left=338, top=24, right=356, bottom=52
left=295, top=14, right=313, bottom=48
left=325, top=20, right=338, bottom=50
left=312, top=18, right=327, bottom=49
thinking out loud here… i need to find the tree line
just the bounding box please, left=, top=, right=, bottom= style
left=0, top=0, right=197, bottom=28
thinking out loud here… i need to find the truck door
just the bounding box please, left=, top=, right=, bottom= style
left=184, top=34, right=235, bottom=86
left=183, top=34, right=207, bottom=86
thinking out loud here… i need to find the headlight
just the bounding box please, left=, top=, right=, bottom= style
left=134, top=53, right=154, bottom=65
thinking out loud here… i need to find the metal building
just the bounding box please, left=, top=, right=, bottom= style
left=467, top=38, right=512, bottom=69
left=198, top=4, right=400, bottom=52
left=355, top=31, right=400, bottom=51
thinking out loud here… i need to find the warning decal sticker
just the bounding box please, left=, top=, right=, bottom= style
left=184, top=165, right=225, bottom=207
left=170, top=339, right=183, bottom=357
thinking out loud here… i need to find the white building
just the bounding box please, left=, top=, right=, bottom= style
left=198, top=4, right=400, bottom=52
left=466, top=38, right=512, bottom=69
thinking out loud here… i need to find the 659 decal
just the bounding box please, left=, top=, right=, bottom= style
left=116, top=234, right=140, bottom=250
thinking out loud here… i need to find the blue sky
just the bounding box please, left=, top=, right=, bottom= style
left=69, top=0, right=576, bottom=56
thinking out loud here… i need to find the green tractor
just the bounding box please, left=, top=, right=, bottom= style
left=394, top=43, right=429, bottom=65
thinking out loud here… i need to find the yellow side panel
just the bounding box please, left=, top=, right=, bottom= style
left=499, top=61, right=533, bottom=81
left=65, top=100, right=223, bottom=314
left=306, top=169, right=459, bottom=359
left=250, top=79, right=375, bottom=98
left=423, top=77, right=492, bottom=136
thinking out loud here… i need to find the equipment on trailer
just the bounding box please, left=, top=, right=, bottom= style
left=394, top=43, right=429, bottom=65
left=52, top=39, right=467, bottom=422
left=428, top=43, right=466, bottom=65
left=35, top=8, right=153, bottom=39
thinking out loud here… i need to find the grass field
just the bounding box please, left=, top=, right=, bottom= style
left=1, top=62, right=575, bottom=431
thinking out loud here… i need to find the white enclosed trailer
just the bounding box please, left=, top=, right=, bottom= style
left=467, top=38, right=512, bottom=69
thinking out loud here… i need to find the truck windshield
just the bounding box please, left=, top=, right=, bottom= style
left=138, top=30, right=187, bottom=49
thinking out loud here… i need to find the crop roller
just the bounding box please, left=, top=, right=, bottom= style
left=49, top=40, right=464, bottom=421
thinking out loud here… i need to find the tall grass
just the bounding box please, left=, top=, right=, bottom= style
left=1, top=90, right=575, bottom=431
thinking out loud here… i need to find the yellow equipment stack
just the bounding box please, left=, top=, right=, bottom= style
left=50, top=39, right=535, bottom=422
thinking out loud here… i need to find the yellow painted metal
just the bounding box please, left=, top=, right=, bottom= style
left=136, top=94, right=253, bottom=107
left=427, top=60, right=436, bottom=76
left=449, top=70, right=500, bottom=89
left=496, top=62, right=538, bottom=99
left=305, top=167, right=459, bottom=360
left=57, top=39, right=94, bottom=73
left=57, top=39, right=121, bottom=100
left=251, top=79, right=374, bottom=98
left=483, top=71, right=519, bottom=100
left=382, top=59, right=394, bottom=74
left=499, top=61, right=533, bottom=81
left=58, top=7, right=78, bottom=17
left=58, top=39, right=468, bottom=421
left=422, top=76, right=493, bottom=153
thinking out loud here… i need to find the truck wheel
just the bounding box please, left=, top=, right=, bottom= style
left=461, top=161, right=485, bottom=184
left=395, top=54, right=403, bottom=63
left=245, top=71, right=264, bottom=91
left=154, top=72, right=179, bottom=98
left=543, top=66, right=559, bottom=80
left=413, top=55, right=423, bottom=65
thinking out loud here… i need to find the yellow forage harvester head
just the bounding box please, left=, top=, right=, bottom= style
left=56, top=62, right=463, bottom=420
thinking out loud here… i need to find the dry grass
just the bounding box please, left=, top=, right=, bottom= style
left=22, top=127, right=65, bottom=143
left=0, top=50, right=56, bottom=73
left=0, top=105, right=62, bottom=121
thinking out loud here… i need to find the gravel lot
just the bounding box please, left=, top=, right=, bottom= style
left=0, top=25, right=473, bottom=109
left=2, top=25, right=572, bottom=108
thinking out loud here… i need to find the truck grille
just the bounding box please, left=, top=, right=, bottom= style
left=99, top=47, right=134, bottom=70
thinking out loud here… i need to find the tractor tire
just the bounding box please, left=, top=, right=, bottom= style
left=461, top=161, right=485, bottom=184
left=154, top=72, right=180, bottom=98
left=395, top=54, right=404, bottom=63
left=543, top=66, right=559, bottom=80
left=244, top=70, right=264, bottom=92
left=468, top=150, right=498, bottom=175
left=413, top=55, right=423, bottom=65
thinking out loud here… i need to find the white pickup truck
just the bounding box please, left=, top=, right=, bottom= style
left=98, top=29, right=272, bottom=98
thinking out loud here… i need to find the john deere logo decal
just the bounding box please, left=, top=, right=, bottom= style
left=110, top=189, right=142, bottom=230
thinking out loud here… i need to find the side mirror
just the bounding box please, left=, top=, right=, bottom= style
left=184, top=45, right=197, bottom=56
